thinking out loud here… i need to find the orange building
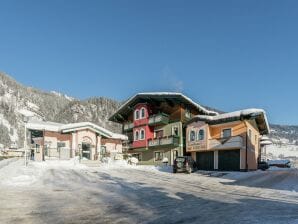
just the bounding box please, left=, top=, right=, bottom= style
left=186, top=109, right=270, bottom=171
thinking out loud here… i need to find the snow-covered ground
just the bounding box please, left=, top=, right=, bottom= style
left=267, top=144, right=298, bottom=158
left=0, top=159, right=298, bottom=224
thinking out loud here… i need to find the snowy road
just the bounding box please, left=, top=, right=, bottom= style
left=0, top=159, right=298, bottom=224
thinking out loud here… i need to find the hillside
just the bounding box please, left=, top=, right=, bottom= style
left=0, top=72, right=121, bottom=148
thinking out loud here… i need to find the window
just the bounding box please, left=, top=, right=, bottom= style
left=134, top=110, right=140, bottom=120
left=222, top=128, right=232, bottom=138
left=140, top=129, right=145, bottom=140
left=134, top=130, right=139, bottom=141
left=190, top=130, right=196, bottom=141
left=248, top=129, right=252, bottom=139
left=154, top=151, right=164, bottom=161
left=155, top=129, right=164, bottom=138
left=172, top=126, right=179, bottom=136
left=198, top=129, right=205, bottom=141
left=140, top=107, right=146, bottom=118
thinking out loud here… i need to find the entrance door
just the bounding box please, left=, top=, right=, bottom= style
left=196, top=151, right=214, bottom=170
left=218, top=149, right=240, bottom=171
left=82, top=143, right=91, bottom=160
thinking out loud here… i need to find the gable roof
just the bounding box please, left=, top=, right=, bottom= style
left=187, top=108, right=270, bottom=135
left=109, top=92, right=219, bottom=122
left=26, top=120, right=127, bottom=140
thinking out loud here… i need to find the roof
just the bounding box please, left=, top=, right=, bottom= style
left=26, top=120, right=64, bottom=132
left=187, top=108, right=270, bottom=135
left=26, top=120, right=127, bottom=140
left=109, top=92, right=219, bottom=122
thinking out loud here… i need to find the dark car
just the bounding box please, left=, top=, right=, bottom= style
left=173, top=156, right=197, bottom=174
left=258, top=161, right=269, bottom=171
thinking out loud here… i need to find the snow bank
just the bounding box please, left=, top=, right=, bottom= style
left=0, top=158, right=87, bottom=187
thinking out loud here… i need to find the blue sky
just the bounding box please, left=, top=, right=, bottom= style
left=0, top=0, right=297, bottom=125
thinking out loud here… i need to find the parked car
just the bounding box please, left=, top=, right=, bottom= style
left=258, top=161, right=269, bottom=171
left=173, top=156, right=197, bottom=174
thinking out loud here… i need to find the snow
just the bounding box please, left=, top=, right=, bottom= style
left=266, top=144, right=298, bottom=158
left=26, top=120, right=128, bottom=140
left=17, top=108, right=36, bottom=117
left=26, top=101, right=40, bottom=111
left=1, top=159, right=298, bottom=223
left=0, top=158, right=87, bottom=187
left=267, top=159, right=290, bottom=165
left=190, top=108, right=270, bottom=134
left=111, top=92, right=219, bottom=120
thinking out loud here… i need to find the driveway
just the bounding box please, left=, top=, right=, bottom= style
left=0, top=159, right=298, bottom=224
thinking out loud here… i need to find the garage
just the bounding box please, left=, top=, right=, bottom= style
left=218, top=149, right=240, bottom=171
left=196, top=151, right=214, bottom=170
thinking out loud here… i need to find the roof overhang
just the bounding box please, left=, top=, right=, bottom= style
left=187, top=108, right=270, bottom=135
left=109, top=92, right=219, bottom=122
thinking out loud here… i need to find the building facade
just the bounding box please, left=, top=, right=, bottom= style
left=26, top=121, right=127, bottom=162
left=109, top=92, right=218, bottom=165
left=186, top=109, right=270, bottom=171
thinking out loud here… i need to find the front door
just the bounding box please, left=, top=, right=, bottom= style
left=82, top=143, right=91, bottom=160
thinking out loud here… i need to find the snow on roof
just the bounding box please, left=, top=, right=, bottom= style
left=27, top=121, right=127, bottom=140
left=110, top=92, right=219, bottom=122
left=61, top=122, right=127, bottom=140
left=260, top=136, right=270, bottom=141
left=260, top=140, right=272, bottom=146
left=188, top=108, right=270, bottom=134
left=26, top=120, right=64, bottom=132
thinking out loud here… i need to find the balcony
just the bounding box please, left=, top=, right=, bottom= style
left=123, top=122, right=134, bottom=131
left=208, top=136, right=243, bottom=150
left=148, top=113, right=169, bottom=126
left=148, top=136, right=180, bottom=148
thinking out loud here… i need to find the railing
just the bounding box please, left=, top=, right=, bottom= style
left=123, top=122, right=134, bottom=131
left=148, top=135, right=179, bottom=147
left=208, top=136, right=243, bottom=150
left=148, top=113, right=169, bottom=126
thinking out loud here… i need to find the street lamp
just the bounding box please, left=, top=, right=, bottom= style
left=23, top=116, right=29, bottom=166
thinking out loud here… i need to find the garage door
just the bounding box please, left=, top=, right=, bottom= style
left=218, top=150, right=240, bottom=171
left=196, top=151, right=214, bottom=170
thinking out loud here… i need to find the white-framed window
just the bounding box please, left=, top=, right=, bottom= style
left=189, top=130, right=196, bottom=142
left=154, top=151, right=164, bottom=161
left=222, top=128, right=232, bottom=138
left=134, top=130, right=139, bottom=141
left=198, top=129, right=205, bottom=141
left=134, top=109, right=140, bottom=120
left=172, top=126, right=179, bottom=136
left=140, top=129, right=145, bottom=140
left=140, top=107, right=146, bottom=119
left=248, top=129, right=252, bottom=139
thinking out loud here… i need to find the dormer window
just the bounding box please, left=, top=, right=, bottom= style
left=134, top=109, right=140, bottom=120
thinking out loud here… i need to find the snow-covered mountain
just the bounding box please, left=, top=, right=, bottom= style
left=266, top=124, right=298, bottom=161
left=0, top=72, right=121, bottom=148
